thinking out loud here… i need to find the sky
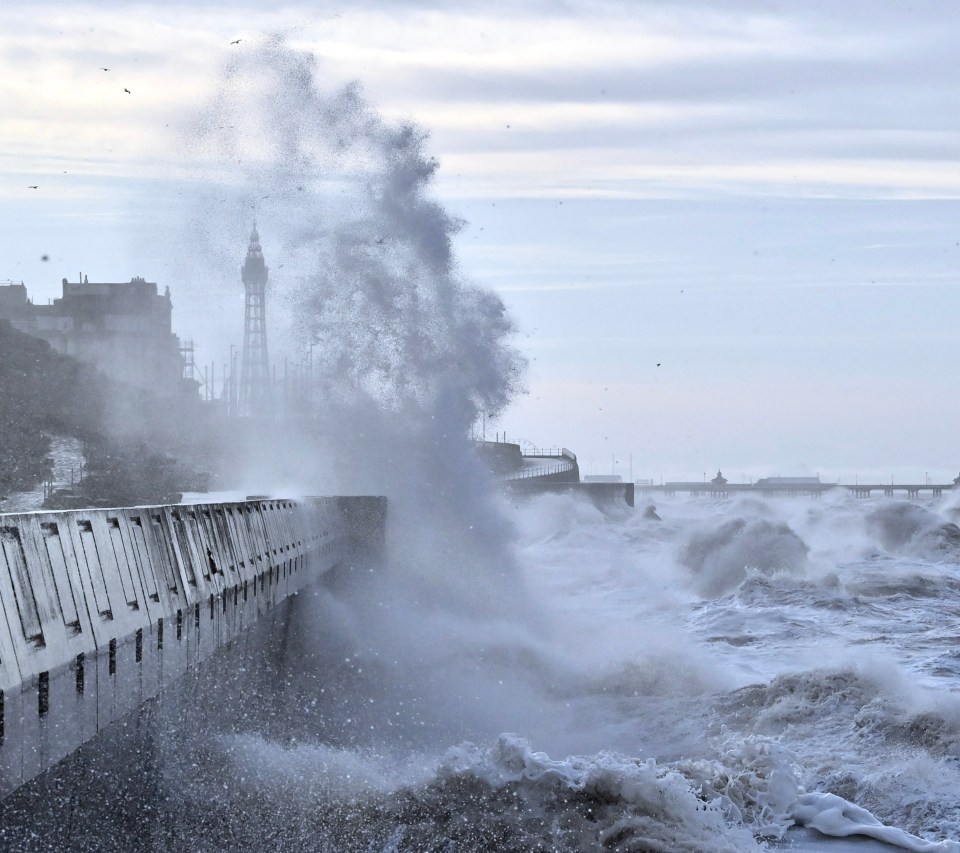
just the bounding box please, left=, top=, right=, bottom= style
left=2, top=0, right=960, bottom=483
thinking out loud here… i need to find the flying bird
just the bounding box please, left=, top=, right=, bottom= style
left=27, top=185, right=38, bottom=189
left=124, top=88, right=131, bottom=94
left=230, top=39, right=242, bottom=44
left=100, top=67, right=109, bottom=71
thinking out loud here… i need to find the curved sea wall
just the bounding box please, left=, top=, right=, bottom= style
left=0, top=496, right=385, bottom=798
left=474, top=441, right=524, bottom=475
left=503, top=480, right=634, bottom=507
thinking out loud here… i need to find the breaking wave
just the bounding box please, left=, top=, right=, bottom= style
left=160, top=726, right=960, bottom=853
left=867, top=503, right=960, bottom=562
left=680, top=518, right=810, bottom=596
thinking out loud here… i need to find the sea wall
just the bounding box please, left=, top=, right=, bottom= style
left=474, top=441, right=524, bottom=475
left=503, top=480, right=634, bottom=507
left=0, top=496, right=385, bottom=798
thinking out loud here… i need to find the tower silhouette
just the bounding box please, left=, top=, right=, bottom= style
left=239, top=222, right=272, bottom=416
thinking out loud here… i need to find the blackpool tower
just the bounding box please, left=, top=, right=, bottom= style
left=239, top=222, right=272, bottom=416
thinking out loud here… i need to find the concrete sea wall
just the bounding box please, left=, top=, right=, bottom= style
left=0, top=496, right=385, bottom=799
left=503, top=480, right=635, bottom=507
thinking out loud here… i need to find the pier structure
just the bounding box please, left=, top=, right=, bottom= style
left=639, top=481, right=953, bottom=499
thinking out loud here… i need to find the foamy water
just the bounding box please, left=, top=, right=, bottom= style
left=503, top=491, right=960, bottom=850
left=144, top=489, right=959, bottom=852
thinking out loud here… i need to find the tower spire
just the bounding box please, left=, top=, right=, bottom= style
left=239, top=222, right=271, bottom=417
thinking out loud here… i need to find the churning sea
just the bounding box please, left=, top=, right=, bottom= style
left=171, top=489, right=960, bottom=852
left=7, top=488, right=960, bottom=853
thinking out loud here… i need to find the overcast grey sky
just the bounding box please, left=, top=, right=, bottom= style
left=2, top=1, right=960, bottom=482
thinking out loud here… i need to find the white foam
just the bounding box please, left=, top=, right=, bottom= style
left=791, top=792, right=960, bottom=852
left=440, top=734, right=765, bottom=850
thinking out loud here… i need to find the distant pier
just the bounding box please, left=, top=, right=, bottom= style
left=638, top=482, right=954, bottom=499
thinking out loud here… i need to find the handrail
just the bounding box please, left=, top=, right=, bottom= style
left=521, top=447, right=568, bottom=458
left=473, top=441, right=577, bottom=464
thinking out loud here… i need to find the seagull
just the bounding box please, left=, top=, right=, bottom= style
left=230, top=39, right=242, bottom=44
left=124, top=88, right=131, bottom=94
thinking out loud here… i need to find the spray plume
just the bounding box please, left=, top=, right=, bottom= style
left=181, top=36, right=524, bottom=429
left=166, top=37, right=530, bottom=623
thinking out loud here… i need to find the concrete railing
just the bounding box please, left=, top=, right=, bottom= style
left=0, top=496, right=385, bottom=799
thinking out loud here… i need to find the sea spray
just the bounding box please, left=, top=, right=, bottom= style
left=174, top=36, right=524, bottom=431
left=168, top=37, right=529, bottom=617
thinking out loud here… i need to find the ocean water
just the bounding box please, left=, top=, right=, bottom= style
left=492, top=490, right=960, bottom=852
left=110, top=488, right=956, bottom=853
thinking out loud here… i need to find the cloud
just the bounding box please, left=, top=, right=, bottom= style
left=2, top=0, right=960, bottom=203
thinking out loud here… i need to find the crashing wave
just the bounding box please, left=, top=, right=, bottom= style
left=867, top=503, right=960, bottom=562
left=680, top=518, right=809, bottom=596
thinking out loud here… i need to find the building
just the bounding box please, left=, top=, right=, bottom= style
left=754, top=476, right=822, bottom=486
left=0, top=276, right=187, bottom=397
